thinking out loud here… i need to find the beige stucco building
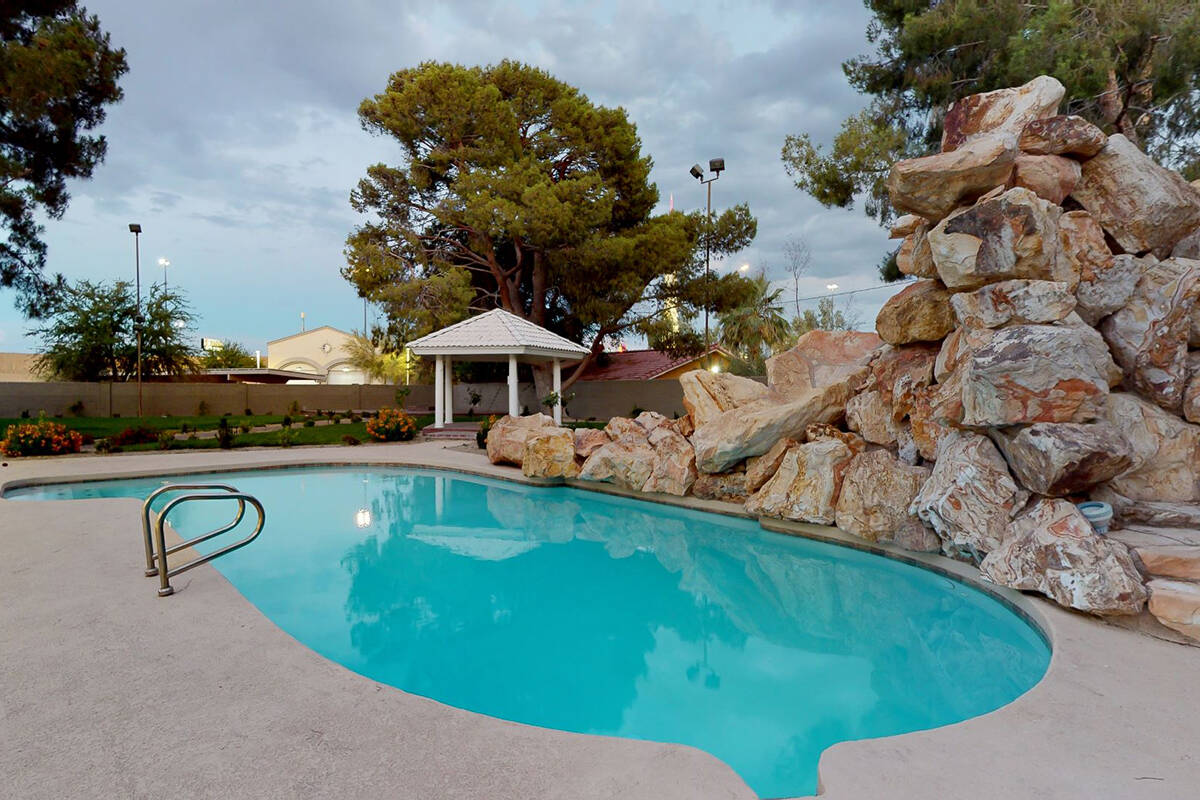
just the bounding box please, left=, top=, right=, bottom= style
left=266, top=326, right=370, bottom=384
left=0, top=352, right=39, bottom=382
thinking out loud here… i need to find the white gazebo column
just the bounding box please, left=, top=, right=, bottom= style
left=552, top=358, right=562, bottom=425
left=444, top=357, right=453, bottom=425
left=433, top=355, right=444, bottom=428
left=507, top=354, right=519, bottom=417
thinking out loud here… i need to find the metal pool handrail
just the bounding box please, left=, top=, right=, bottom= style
left=141, top=484, right=244, bottom=577
left=153, top=492, right=266, bottom=597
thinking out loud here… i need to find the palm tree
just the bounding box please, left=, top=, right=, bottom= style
left=717, top=273, right=792, bottom=373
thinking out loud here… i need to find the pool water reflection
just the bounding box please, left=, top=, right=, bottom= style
left=8, top=467, right=1050, bottom=798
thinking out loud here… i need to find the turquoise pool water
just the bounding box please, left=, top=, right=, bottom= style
left=7, top=467, right=1049, bottom=798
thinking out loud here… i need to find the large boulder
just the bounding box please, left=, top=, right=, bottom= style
left=1070, top=134, right=1200, bottom=257
left=950, top=279, right=1075, bottom=328
left=765, top=329, right=881, bottom=397
left=960, top=324, right=1110, bottom=426
left=895, top=225, right=938, bottom=278
left=679, top=370, right=770, bottom=427
left=577, top=436, right=656, bottom=492
left=928, top=187, right=1075, bottom=290
left=980, top=499, right=1148, bottom=616
left=486, top=413, right=559, bottom=466
left=887, top=133, right=1017, bottom=222
left=909, top=371, right=966, bottom=461
left=691, top=471, right=749, bottom=503
left=641, top=426, right=697, bottom=497
left=835, top=450, right=938, bottom=551
left=1100, top=257, right=1200, bottom=413
left=1185, top=353, right=1200, bottom=424
left=1173, top=227, right=1200, bottom=261
left=604, top=416, right=646, bottom=441
left=1146, top=580, right=1200, bottom=642
left=934, top=326, right=997, bottom=382
left=1059, top=210, right=1128, bottom=326
left=942, top=75, right=1065, bottom=151
left=1018, top=114, right=1106, bottom=158
left=573, top=427, right=611, bottom=460
left=691, top=384, right=850, bottom=474
left=522, top=429, right=580, bottom=479
left=990, top=422, right=1132, bottom=497
left=845, top=389, right=904, bottom=448
left=910, top=431, right=1028, bottom=558
left=634, top=410, right=672, bottom=434
left=889, top=214, right=927, bottom=238
left=745, top=439, right=856, bottom=525
left=874, top=280, right=956, bottom=345
left=745, top=437, right=797, bottom=494
left=1055, top=313, right=1123, bottom=388
left=1102, top=393, right=1200, bottom=503
left=1012, top=153, right=1080, bottom=205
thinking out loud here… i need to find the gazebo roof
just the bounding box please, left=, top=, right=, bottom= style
left=406, top=308, right=590, bottom=362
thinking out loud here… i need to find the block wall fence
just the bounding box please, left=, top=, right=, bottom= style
left=0, top=379, right=691, bottom=421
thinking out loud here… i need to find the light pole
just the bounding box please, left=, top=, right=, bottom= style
left=689, top=157, right=724, bottom=356
left=158, top=257, right=170, bottom=292
left=129, top=223, right=143, bottom=418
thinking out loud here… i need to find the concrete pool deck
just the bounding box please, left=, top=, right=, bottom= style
left=1, top=441, right=1196, bottom=799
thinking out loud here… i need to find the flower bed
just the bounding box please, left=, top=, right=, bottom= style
left=1, top=418, right=84, bottom=457
left=365, top=408, right=417, bottom=442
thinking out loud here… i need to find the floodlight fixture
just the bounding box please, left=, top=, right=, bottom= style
left=689, top=163, right=704, bottom=180
left=128, top=223, right=141, bottom=233
left=709, top=157, right=725, bottom=174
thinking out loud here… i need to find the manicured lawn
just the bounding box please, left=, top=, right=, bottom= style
left=0, top=414, right=288, bottom=438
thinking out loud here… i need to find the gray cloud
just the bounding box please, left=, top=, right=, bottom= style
left=4, top=0, right=898, bottom=353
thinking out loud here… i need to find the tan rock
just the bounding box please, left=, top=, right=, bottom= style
left=934, top=326, right=996, bottom=382
left=990, top=422, right=1132, bottom=497
left=745, top=439, right=856, bottom=525
left=672, top=414, right=695, bottom=438
left=980, top=499, right=1148, bottom=616
left=486, top=413, right=559, bottom=466
left=1018, top=114, right=1106, bottom=158
left=928, top=187, right=1074, bottom=290
left=765, top=329, right=881, bottom=397
left=1074, top=250, right=1143, bottom=329
left=1012, top=153, right=1080, bottom=204
left=896, top=226, right=938, bottom=279
left=887, top=133, right=1017, bottom=222
left=1173, top=227, right=1200, bottom=261
left=875, top=280, right=956, bottom=345
left=1103, top=392, right=1200, bottom=503
left=846, top=389, right=903, bottom=447
left=521, top=429, right=580, bottom=479
left=889, top=214, right=928, bottom=239
left=909, top=371, right=966, bottom=461
left=642, top=426, right=697, bottom=496
left=1185, top=356, right=1200, bottom=424
left=577, top=436, right=656, bottom=491
left=679, top=370, right=769, bottom=427
left=1100, top=257, right=1200, bottom=413
left=634, top=410, right=672, bottom=434
left=1059, top=210, right=1124, bottom=326
left=1071, top=134, right=1200, bottom=257
left=1146, top=580, right=1200, bottom=642
left=867, top=342, right=940, bottom=392
left=910, top=431, right=1028, bottom=558
left=1108, top=525, right=1200, bottom=582
left=604, top=416, right=646, bottom=441
left=835, top=450, right=936, bottom=550
left=692, top=471, right=748, bottom=504
left=950, top=279, right=1075, bottom=328
left=573, top=427, right=611, bottom=460
left=1055, top=313, right=1123, bottom=388
left=745, top=437, right=797, bottom=494
left=942, top=76, right=1065, bottom=151
left=960, top=324, right=1110, bottom=426
left=691, top=383, right=850, bottom=474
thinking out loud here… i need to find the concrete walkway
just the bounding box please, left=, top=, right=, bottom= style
left=1, top=442, right=1197, bottom=799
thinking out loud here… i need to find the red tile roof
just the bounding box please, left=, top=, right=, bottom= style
left=571, top=346, right=731, bottom=381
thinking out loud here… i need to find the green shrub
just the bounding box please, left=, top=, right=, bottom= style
left=239, top=423, right=252, bottom=434
left=157, top=431, right=174, bottom=450
left=342, top=434, right=361, bottom=446
left=68, top=400, right=86, bottom=417
left=476, top=415, right=496, bottom=449
left=303, top=419, right=315, bottom=428
left=281, top=415, right=293, bottom=428
left=244, top=407, right=252, bottom=416
left=197, top=400, right=210, bottom=416
left=217, top=418, right=234, bottom=450
left=365, top=408, right=417, bottom=442
left=288, top=400, right=301, bottom=416
left=277, top=427, right=296, bottom=448
left=19, top=409, right=30, bottom=419
left=350, top=414, right=362, bottom=423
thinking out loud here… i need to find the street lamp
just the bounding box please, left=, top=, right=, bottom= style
left=128, top=223, right=143, bottom=418
left=738, top=263, right=750, bottom=273
left=158, top=257, right=170, bottom=292
left=826, top=283, right=839, bottom=291
left=689, top=156, right=725, bottom=356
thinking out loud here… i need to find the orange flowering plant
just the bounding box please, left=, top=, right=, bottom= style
left=1, top=417, right=84, bottom=457
left=365, top=407, right=417, bottom=442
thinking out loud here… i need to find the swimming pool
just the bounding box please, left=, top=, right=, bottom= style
left=7, top=466, right=1049, bottom=798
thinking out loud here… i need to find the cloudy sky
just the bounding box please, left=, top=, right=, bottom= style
left=0, top=0, right=899, bottom=354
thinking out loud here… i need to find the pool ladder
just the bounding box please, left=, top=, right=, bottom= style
left=141, top=484, right=266, bottom=597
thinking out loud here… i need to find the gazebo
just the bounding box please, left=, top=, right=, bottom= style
left=405, top=308, right=590, bottom=427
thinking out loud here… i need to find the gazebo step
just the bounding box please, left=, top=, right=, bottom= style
left=421, top=424, right=478, bottom=440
